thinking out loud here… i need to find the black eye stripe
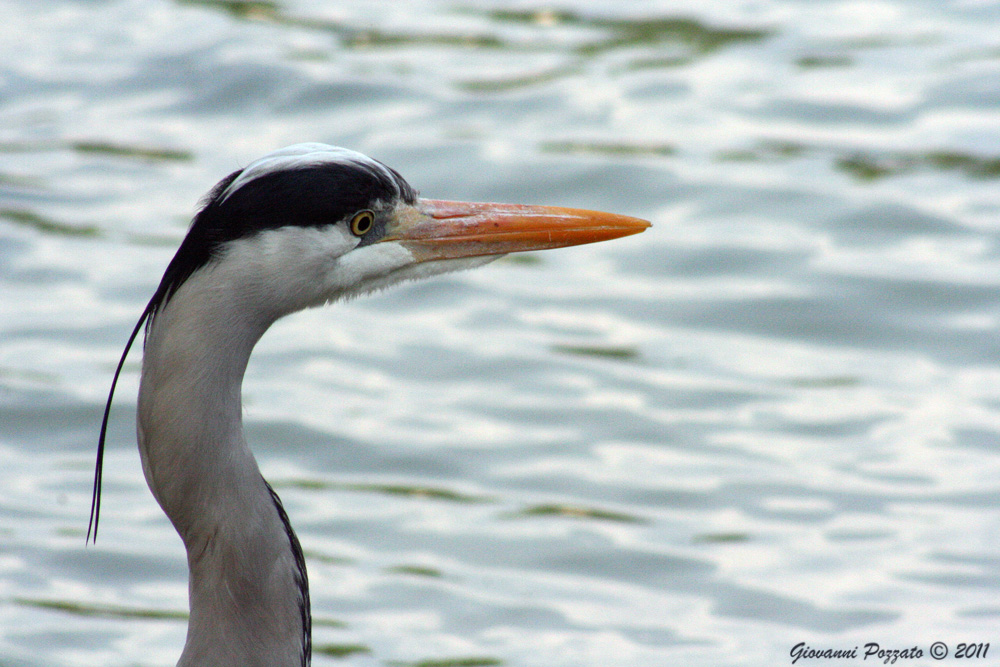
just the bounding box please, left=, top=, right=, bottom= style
left=148, top=160, right=417, bottom=314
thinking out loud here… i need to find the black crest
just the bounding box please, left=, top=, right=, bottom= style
left=153, top=157, right=417, bottom=318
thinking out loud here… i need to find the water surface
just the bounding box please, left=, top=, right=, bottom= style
left=2, top=1, right=1000, bottom=665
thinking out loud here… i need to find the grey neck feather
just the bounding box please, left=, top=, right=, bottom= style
left=136, top=268, right=311, bottom=667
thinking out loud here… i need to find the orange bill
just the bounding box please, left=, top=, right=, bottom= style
left=382, top=198, right=651, bottom=261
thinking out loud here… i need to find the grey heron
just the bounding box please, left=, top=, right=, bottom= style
left=88, top=143, right=649, bottom=666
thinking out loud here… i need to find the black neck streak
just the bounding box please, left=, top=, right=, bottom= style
left=265, top=481, right=311, bottom=667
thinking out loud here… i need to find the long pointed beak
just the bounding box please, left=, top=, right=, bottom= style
left=381, top=198, right=650, bottom=262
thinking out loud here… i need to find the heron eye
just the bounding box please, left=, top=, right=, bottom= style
left=350, top=210, right=375, bottom=236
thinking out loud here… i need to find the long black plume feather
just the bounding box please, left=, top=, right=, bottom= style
left=87, top=303, right=153, bottom=544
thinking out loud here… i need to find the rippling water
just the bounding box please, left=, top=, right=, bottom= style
left=3, top=1, right=1000, bottom=665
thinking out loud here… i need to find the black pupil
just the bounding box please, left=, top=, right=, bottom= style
left=355, top=213, right=372, bottom=233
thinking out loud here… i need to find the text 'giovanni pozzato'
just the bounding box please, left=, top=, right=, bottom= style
left=790, top=641, right=990, bottom=664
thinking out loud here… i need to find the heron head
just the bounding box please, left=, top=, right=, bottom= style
left=148, top=143, right=649, bottom=326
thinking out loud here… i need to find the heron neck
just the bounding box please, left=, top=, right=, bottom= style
left=137, top=282, right=310, bottom=667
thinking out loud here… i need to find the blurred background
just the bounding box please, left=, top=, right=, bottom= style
left=2, top=1, right=1000, bottom=665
